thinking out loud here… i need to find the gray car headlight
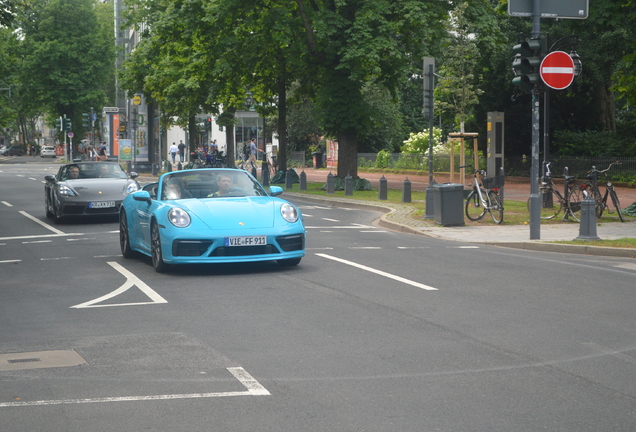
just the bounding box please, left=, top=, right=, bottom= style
left=168, top=208, right=191, bottom=228
left=125, top=182, right=139, bottom=194
left=280, top=203, right=299, bottom=223
left=58, top=185, right=76, bottom=196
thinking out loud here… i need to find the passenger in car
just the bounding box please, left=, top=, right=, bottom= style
left=208, top=173, right=233, bottom=197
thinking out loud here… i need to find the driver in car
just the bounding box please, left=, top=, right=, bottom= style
left=209, top=173, right=233, bottom=197
left=67, top=165, right=80, bottom=179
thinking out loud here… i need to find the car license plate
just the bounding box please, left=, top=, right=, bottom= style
left=225, top=236, right=267, bottom=247
left=89, top=201, right=115, bottom=208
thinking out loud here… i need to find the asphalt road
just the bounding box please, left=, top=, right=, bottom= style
left=1, top=162, right=636, bottom=431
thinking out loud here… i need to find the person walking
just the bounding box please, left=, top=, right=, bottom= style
left=169, top=142, right=178, bottom=163
left=178, top=140, right=186, bottom=163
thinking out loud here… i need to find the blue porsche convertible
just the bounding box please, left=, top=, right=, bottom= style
left=119, top=168, right=305, bottom=272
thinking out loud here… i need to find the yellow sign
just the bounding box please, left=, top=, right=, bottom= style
left=132, top=95, right=142, bottom=106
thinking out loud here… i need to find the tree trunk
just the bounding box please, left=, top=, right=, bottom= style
left=224, top=107, right=236, bottom=167
left=337, top=128, right=358, bottom=178
left=594, top=84, right=616, bottom=132
left=277, top=78, right=288, bottom=172
left=188, top=116, right=196, bottom=153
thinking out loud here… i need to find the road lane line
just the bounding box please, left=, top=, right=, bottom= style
left=315, top=253, right=438, bottom=291
left=1, top=201, right=12, bottom=207
left=228, top=367, right=271, bottom=395
left=70, top=261, right=167, bottom=308
left=0, top=367, right=269, bottom=408
left=19, top=211, right=65, bottom=235
left=0, top=260, right=21, bottom=264
left=0, top=233, right=83, bottom=241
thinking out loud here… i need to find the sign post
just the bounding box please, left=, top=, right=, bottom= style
left=540, top=51, right=575, bottom=90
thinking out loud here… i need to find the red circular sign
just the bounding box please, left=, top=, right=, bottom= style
left=540, top=51, right=575, bottom=90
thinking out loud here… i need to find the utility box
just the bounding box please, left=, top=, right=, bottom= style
left=433, top=183, right=465, bottom=227
left=487, top=112, right=504, bottom=178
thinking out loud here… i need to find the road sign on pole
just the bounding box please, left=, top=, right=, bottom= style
left=540, top=51, right=575, bottom=90
left=508, top=0, right=589, bottom=19
left=103, top=107, right=119, bottom=113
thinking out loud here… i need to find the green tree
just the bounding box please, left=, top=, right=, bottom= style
left=19, top=0, right=114, bottom=144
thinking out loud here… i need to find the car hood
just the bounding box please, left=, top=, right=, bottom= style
left=179, top=197, right=277, bottom=229
left=66, top=179, right=132, bottom=198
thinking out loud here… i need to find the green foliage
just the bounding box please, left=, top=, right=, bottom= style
left=375, top=149, right=391, bottom=168
left=401, top=128, right=444, bottom=154
left=552, top=130, right=636, bottom=157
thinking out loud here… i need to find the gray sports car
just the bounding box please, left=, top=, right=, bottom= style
left=45, top=162, right=140, bottom=223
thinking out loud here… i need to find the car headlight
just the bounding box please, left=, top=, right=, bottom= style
left=280, top=203, right=299, bottom=223
left=125, top=182, right=139, bottom=194
left=168, top=208, right=191, bottom=228
left=58, top=185, right=76, bottom=196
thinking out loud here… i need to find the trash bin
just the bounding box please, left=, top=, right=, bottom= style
left=312, top=152, right=323, bottom=169
left=433, top=183, right=465, bottom=226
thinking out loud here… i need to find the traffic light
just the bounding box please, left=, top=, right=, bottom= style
left=82, top=113, right=90, bottom=128
left=64, top=120, right=72, bottom=132
left=512, top=36, right=546, bottom=92
left=55, top=118, right=62, bottom=130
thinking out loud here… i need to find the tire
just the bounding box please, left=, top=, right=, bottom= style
left=592, top=188, right=604, bottom=219
left=465, top=190, right=486, bottom=221
left=527, top=189, right=562, bottom=219
left=278, top=258, right=301, bottom=267
left=119, top=210, right=136, bottom=258
left=567, top=187, right=584, bottom=222
left=488, top=191, right=504, bottom=224
left=52, top=200, right=63, bottom=224
left=45, top=194, right=54, bottom=219
left=151, top=221, right=169, bottom=273
left=610, top=189, right=624, bottom=222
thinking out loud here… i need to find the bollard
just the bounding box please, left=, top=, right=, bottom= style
left=127, top=161, right=132, bottom=174
left=177, top=162, right=182, bottom=171
left=152, top=163, right=158, bottom=177
left=285, top=168, right=294, bottom=190
left=299, top=170, right=307, bottom=191
left=499, top=167, right=505, bottom=204
left=326, top=172, right=335, bottom=195
left=167, top=162, right=172, bottom=172
left=424, top=179, right=436, bottom=219
left=344, top=174, right=353, bottom=196
left=402, top=177, right=411, bottom=203
left=576, top=197, right=600, bottom=240
left=378, top=175, right=387, bottom=200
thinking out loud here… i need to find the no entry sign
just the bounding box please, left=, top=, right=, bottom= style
left=540, top=51, right=575, bottom=90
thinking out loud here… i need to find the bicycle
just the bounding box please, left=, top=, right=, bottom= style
left=460, top=165, right=504, bottom=224
left=526, top=162, right=586, bottom=222
left=585, top=162, right=624, bottom=222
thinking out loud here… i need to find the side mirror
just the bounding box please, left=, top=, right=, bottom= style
left=269, top=186, right=283, bottom=197
left=130, top=172, right=139, bottom=179
left=45, top=175, right=55, bottom=182
left=132, top=190, right=152, bottom=204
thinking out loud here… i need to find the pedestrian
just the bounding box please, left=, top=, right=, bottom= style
left=169, top=142, right=178, bottom=163
left=178, top=140, right=186, bottom=162
left=247, top=138, right=261, bottom=171
left=98, top=142, right=108, bottom=161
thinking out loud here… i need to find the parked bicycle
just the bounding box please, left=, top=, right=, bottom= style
left=585, top=162, right=624, bottom=222
left=460, top=165, right=504, bottom=224
left=526, top=162, right=586, bottom=222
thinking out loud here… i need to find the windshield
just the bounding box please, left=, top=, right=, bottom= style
left=160, top=169, right=267, bottom=200
left=61, top=163, right=128, bottom=180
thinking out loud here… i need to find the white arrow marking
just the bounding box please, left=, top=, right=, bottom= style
left=70, top=262, right=167, bottom=308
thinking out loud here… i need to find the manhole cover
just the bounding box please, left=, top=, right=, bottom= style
left=0, top=350, right=87, bottom=371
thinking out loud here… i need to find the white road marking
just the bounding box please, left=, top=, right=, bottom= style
left=456, top=246, right=480, bottom=249
left=306, top=247, right=333, bottom=250
left=19, top=211, right=66, bottom=235
left=1, top=201, right=12, bottom=207
left=306, top=225, right=373, bottom=229
left=28, top=177, right=37, bottom=181
left=66, top=237, right=97, bottom=242
left=349, top=247, right=382, bottom=250
left=614, top=263, right=636, bottom=271
left=0, top=367, right=269, bottom=407
left=22, top=240, right=52, bottom=244
left=360, top=230, right=386, bottom=233
left=397, top=246, right=430, bottom=249
left=322, top=218, right=340, bottom=222
left=316, top=253, right=438, bottom=291
left=71, top=261, right=167, bottom=308
left=0, top=233, right=83, bottom=241
left=41, top=257, right=73, bottom=261
left=94, top=254, right=123, bottom=258
left=0, top=260, right=21, bottom=264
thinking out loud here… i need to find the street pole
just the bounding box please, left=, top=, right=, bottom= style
left=423, top=57, right=436, bottom=219
left=528, top=0, right=541, bottom=239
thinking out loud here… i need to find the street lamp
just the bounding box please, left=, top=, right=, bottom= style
left=570, top=50, right=583, bottom=77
